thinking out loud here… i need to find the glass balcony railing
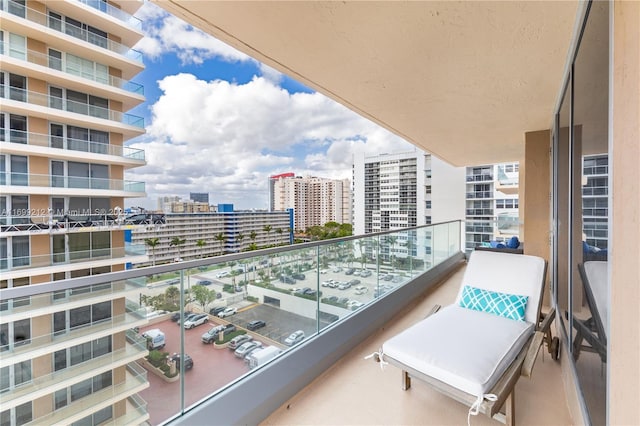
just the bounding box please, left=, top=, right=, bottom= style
left=1, top=0, right=143, bottom=62
left=0, top=45, right=144, bottom=95
left=0, top=221, right=463, bottom=425
left=75, top=0, right=142, bottom=31
left=0, top=129, right=145, bottom=160
left=0, top=85, right=145, bottom=129
left=0, top=172, right=145, bottom=193
left=1, top=244, right=146, bottom=271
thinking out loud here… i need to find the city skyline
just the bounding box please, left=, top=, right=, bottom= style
left=126, top=2, right=414, bottom=210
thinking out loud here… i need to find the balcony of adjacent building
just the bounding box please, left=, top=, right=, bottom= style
left=0, top=243, right=148, bottom=279
left=0, top=221, right=572, bottom=425
left=1, top=129, right=145, bottom=168
left=0, top=172, right=145, bottom=197
left=0, top=0, right=144, bottom=79
left=0, top=84, right=145, bottom=138
left=496, top=165, right=519, bottom=195
left=0, top=44, right=145, bottom=111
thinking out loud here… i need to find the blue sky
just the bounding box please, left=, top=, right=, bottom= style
left=126, top=3, right=412, bottom=210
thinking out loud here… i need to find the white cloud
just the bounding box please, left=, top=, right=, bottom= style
left=127, top=74, right=411, bottom=209
left=134, top=3, right=251, bottom=65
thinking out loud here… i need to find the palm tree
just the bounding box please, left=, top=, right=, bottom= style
left=276, top=228, right=283, bottom=246
left=236, top=232, right=245, bottom=251
left=249, top=230, right=257, bottom=246
left=214, top=232, right=226, bottom=256
left=262, top=225, right=273, bottom=247
left=144, top=237, right=160, bottom=266
left=386, top=235, right=398, bottom=271
left=196, top=239, right=206, bottom=258
left=169, top=236, right=186, bottom=262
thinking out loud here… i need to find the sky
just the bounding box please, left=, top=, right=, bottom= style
left=126, top=3, right=414, bottom=210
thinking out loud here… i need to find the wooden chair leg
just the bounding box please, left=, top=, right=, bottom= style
left=505, top=390, right=515, bottom=426
left=402, top=370, right=411, bottom=390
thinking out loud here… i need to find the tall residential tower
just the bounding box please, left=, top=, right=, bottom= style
left=1, top=0, right=148, bottom=424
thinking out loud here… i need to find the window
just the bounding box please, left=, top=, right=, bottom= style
left=0, top=360, right=31, bottom=392
left=52, top=301, right=112, bottom=334
left=48, top=86, right=109, bottom=120
left=0, top=401, right=32, bottom=426
left=0, top=319, right=30, bottom=351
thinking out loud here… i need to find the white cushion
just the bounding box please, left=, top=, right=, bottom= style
left=455, top=251, right=546, bottom=324
left=382, top=305, right=534, bottom=397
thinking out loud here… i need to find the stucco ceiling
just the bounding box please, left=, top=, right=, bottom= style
left=154, top=1, right=579, bottom=166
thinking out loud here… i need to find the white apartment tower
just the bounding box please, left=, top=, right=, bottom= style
left=271, top=175, right=351, bottom=232
left=352, top=150, right=465, bottom=235
left=464, top=163, right=520, bottom=252
left=1, top=0, right=148, bottom=424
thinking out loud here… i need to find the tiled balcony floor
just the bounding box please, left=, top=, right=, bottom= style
left=263, top=266, right=573, bottom=425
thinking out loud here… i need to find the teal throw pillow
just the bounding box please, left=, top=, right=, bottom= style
left=459, top=285, right=528, bottom=321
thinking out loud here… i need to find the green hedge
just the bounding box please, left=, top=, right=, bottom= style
left=215, top=330, right=247, bottom=344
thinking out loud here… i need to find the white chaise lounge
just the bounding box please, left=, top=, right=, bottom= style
left=376, top=250, right=551, bottom=425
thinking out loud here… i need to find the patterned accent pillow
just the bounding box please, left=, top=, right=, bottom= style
left=459, top=285, right=528, bottom=321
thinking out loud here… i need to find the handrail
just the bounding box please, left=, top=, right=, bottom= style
left=1, top=0, right=142, bottom=62
left=0, top=172, right=145, bottom=192
left=1, top=45, right=144, bottom=95
left=0, top=85, right=144, bottom=128
left=1, top=129, right=145, bottom=160
left=0, top=221, right=463, bottom=299
left=75, top=0, right=142, bottom=30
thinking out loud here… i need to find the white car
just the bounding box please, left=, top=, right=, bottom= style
left=347, top=300, right=364, bottom=310
left=354, top=285, right=368, bottom=295
left=216, top=271, right=229, bottom=278
left=218, top=307, right=237, bottom=318
left=284, top=330, right=305, bottom=346
left=183, top=313, right=208, bottom=329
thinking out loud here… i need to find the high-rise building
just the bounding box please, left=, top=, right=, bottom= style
left=352, top=150, right=465, bottom=235
left=271, top=174, right=351, bottom=232
left=268, top=172, right=295, bottom=212
left=1, top=0, right=148, bottom=424
left=464, top=162, right=520, bottom=252
left=157, top=195, right=180, bottom=211
left=131, top=205, right=293, bottom=265
left=189, top=192, right=209, bottom=204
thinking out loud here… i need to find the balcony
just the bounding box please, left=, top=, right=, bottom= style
left=0, top=0, right=143, bottom=63
left=1, top=129, right=145, bottom=165
left=1, top=244, right=147, bottom=273
left=75, top=0, right=142, bottom=31
left=0, top=221, right=570, bottom=425
left=0, top=85, right=144, bottom=130
left=0, top=172, right=145, bottom=196
left=0, top=45, right=144, bottom=110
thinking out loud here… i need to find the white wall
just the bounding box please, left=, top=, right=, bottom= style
left=431, top=155, right=466, bottom=223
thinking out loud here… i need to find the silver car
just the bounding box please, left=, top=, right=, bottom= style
left=234, top=341, right=262, bottom=358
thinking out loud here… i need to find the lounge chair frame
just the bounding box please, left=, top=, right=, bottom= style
left=573, top=262, right=607, bottom=363
left=377, top=256, right=553, bottom=425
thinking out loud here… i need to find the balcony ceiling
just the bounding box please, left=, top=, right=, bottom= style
left=154, top=1, right=579, bottom=166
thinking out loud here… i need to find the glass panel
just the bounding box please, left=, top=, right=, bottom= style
left=50, top=123, right=64, bottom=149
left=8, top=33, right=25, bottom=60
left=68, top=162, right=89, bottom=189
left=51, top=161, right=64, bottom=188
left=571, top=3, right=609, bottom=424
left=48, top=49, right=62, bottom=71
left=9, top=155, right=27, bottom=186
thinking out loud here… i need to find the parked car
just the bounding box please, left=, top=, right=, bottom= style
left=216, top=271, right=229, bottom=278
left=292, top=273, right=306, bottom=280
left=347, top=300, right=365, bottom=310
left=209, top=306, right=226, bottom=316
left=201, top=325, right=225, bottom=343
left=247, top=320, right=266, bottom=331
left=167, top=278, right=180, bottom=285
left=349, top=279, right=361, bottom=286
left=234, top=341, right=262, bottom=358
left=326, top=295, right=339, bottom=303
left=228, top=334, right=253, bottom=350
left=171, top=310, right=192, bottom=322
left=284, top=330, right=305, bottom=346
left=354, top=285, right=368, bottom=295
left=345, top=268, right=355, bottom=275
left=177, top=313, right=198, bottom=326
left=218, top=307, right=237, bottom=318
left=183, top=313, right=208, bottom=329
left=280, top=275, right=296, bottom=284
left=169, top=353, right=193, bottom=370
left=338, top=282, right=351, bottom=290
left=223, top=323, right=237, bottom=334
left=360, top=270, right=372, bottom=278
left=197, top=280, right=213, bottom=286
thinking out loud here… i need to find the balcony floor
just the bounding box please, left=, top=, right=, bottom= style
left=263, top=266, right=572, bottom=425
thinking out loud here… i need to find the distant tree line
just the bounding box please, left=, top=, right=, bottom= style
left=304, top=221, right=352, bottom=240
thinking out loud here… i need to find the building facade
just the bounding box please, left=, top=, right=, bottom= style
left=464, top=162, right=520, bottom=252
left=189, top=192, right=208, bottom=204
left=352, top=150, right=464, bottom=235
left=130, top=206, right=293, bottom=266
left=271, top=174, right=351, bottom=232
left=1, top=0, right=149, bottom=424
